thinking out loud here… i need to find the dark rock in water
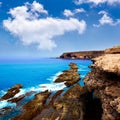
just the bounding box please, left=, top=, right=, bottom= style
left=54, top=62, right=80, bottom=87
left=0, top=84, right=22, bottom=100
left=12, top=90, right=51, bottom=120
left=84, top=54, right=120, bottom=120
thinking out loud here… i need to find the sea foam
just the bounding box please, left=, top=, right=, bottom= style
left=0, top=100, right=16, bottom=109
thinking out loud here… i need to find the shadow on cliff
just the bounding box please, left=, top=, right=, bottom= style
left=83, top=92, right=103, bottom=120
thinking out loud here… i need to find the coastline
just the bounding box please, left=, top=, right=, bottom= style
left=0, top=46, right=120, bottom=120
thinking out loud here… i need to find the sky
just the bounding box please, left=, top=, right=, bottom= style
left=0, top=0, right=120, bottom=59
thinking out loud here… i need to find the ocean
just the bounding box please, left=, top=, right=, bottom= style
left=0, top=58, right=92, bottom=111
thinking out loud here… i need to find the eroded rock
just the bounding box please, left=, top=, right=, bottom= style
left=0, top=84, right=22, bottom=100
left=54, top=63, right=80, bottom=87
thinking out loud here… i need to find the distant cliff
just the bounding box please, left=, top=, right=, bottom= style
left=60, top=46, right=120, bottom=59
left=60, top=51, right=104, bottom=59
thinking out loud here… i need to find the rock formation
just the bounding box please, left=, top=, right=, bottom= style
left=84, top=54, right=120, bottom=120
left=54, top=63, right=80, bottom=87
left=60, top=51, right=104, bottom=59
left=11, top=63, right=88, bottom=120
left=0, top=84, right=22, bottom=100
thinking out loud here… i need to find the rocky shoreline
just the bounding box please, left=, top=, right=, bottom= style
left=0, top=46, right=120, bottom=120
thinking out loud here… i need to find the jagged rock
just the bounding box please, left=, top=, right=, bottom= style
left=0, top=84, right=22, bottom=100
left=37, top=84, right=87, bottom=120
left=12, top=90, right=51, bottom=120
left=84, top=54, right=120, bottom=120
left=54, top=63, right=80, bottom=87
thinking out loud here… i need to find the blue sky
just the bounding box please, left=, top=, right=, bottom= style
left=0, top=0, right=120, bottom=59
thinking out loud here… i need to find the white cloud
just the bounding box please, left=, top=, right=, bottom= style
left=63, top=8, right=85, bottom=17
left=74, top=8, right=86, bottom=13
left=63, top=9, right=74, bottom=17
left=74, top=0, right=120, bottom=5
left=93, top=11, right=120, bottom=27
left=3, top=1, right=86, bottom=50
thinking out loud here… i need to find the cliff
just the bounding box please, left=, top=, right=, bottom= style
left=60, top=45, right=120, bottom=59
left=84, top=54, right=120, bottom=120
left=60, top=51, right=104, bottom=59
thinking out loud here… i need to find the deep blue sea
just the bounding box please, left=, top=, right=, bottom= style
left=0, top=58, right=92, bottom=110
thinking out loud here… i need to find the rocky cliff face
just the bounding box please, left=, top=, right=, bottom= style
left=84, top=54, right=120, bottom=120
left=60, top=51, right=104, bottom=59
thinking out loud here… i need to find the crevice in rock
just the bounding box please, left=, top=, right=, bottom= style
left=84, top=92, right=103, bottom=120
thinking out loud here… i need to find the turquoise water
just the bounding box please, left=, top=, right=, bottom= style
left=0, top=58, right=92, bottom=119
left=0, top=58, right=92, bottom=94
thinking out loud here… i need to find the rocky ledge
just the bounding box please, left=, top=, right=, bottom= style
left=84, top=54, right=120, bottom=120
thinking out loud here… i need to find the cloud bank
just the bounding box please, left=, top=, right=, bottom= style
left=3, top=1, right=86, bottom=50
left=74, top=0, right=120, bottom=5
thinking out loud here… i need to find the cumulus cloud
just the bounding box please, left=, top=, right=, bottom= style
left=63, top=8, right=85, bottom=17
left=93, top=11, right=120, bottom=27
left=3, top=1, right=86, bottom=50
left=63, top=9, right=74, bottom=17
left=74, top=0, right=120, bottom=5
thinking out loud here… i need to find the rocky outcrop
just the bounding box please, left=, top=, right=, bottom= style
left=11, top=63, right=87, bottom=120
left=60, top=51, right=104, bottom=59
left=105, top=46, right=120, bottom=54
left=0, top=84, right=22, bottom=100
left=12, top=90, right=51, bottom=120
left=54, top=63, right=80, bottom=87
left=84, top=54, right=120, bottom=120
left=91, top=54, right=120, bottom=76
